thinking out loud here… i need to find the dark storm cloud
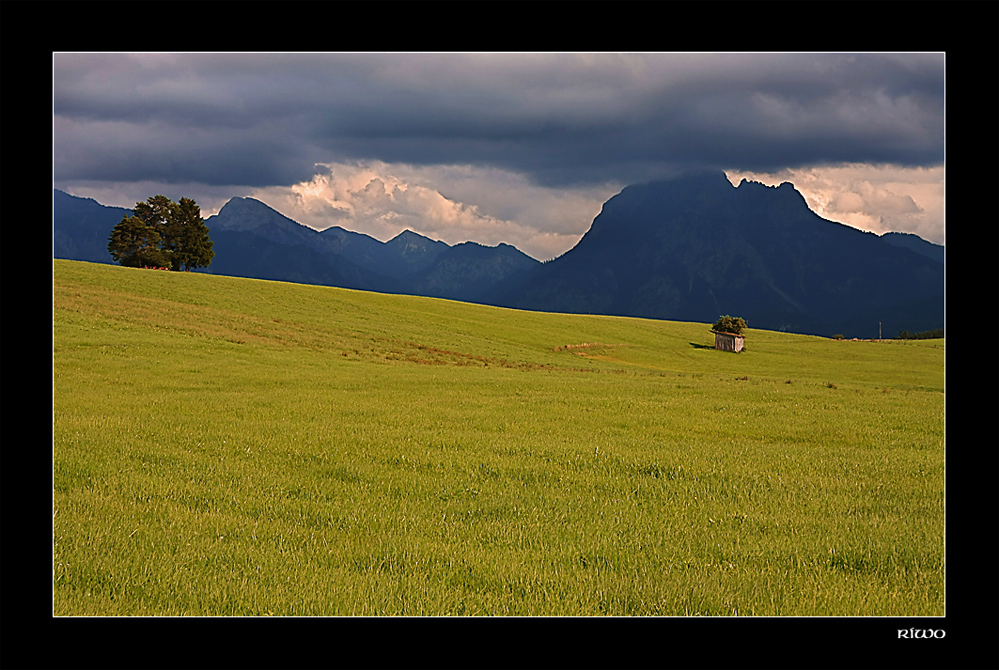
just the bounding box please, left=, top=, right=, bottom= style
left=54, top=52, right=944, bottom=189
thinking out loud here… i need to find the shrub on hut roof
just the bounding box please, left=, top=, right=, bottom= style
left=712, top=315, right=747, bottom=335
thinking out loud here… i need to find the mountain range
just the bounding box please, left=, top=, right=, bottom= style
left=53, top=189, right=540, bottom=303
left=489, top=171, right=944, bottom=338
left=52, top=170, right=944, bottom=339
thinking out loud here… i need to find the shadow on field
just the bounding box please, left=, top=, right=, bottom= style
left=688, top=342, right=714, bottom=350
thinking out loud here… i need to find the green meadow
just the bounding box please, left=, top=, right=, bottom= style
left=53, top=259, right=945, bottom=616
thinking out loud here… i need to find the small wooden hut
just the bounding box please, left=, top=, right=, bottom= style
left=712, top=330, right=744, bottom=353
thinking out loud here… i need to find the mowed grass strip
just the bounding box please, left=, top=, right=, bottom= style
left=53, top=260, right=944, bottom=616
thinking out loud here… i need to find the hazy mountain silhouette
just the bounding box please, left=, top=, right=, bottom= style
left=202, top=196, right=541, bottom=299
left=408, top=241, right=539, bottom=302
left=53, top=189, right=133, bottom=264
left=491, top=170, right=943, bottom=338
left=201, top=197, right=400, bottom=291
left=881, top=231, right=945, bottom=264
left=320, top=227, right=450, bottom=280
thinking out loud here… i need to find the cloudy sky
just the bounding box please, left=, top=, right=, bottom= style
left=53, top=52, right=945, bottom=260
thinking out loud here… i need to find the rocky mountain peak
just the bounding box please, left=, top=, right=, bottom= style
left=493, top=170, right=943, bottom=338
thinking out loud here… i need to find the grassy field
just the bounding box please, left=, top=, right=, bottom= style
left=52, top=259, right=945, bottom=616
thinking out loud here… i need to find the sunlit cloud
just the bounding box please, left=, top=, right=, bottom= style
left=724, top=163, right=944, bottom=245
left=244, top=162, right=622, bottom=260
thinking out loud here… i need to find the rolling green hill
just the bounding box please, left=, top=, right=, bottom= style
left=53, top=259, right=944, bottom=616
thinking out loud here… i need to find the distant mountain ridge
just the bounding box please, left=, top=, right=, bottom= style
left=881, top=231, right=945, bottom=263
left=204, top=196, right=540, bottom=299
left=53, top=189, right=134, bottom=264
left=52, top=189, right=540, bottom=304
left=489, top=170, right=943, bottom=338
left=53, top=177, right=944, bottom=339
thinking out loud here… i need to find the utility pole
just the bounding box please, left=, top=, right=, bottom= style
left=879, top=321, right=882, bottom=340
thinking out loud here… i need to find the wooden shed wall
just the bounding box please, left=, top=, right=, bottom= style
left=714, top=331, right=744, bottom=352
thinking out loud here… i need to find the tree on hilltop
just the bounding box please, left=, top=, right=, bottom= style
left=107, top=215, right=171, bottom=268
left=166, top=197, right=214, bottom=271
left=108, top=195, right=214, bottom=270
left=132, top=194, right=174, bottom=231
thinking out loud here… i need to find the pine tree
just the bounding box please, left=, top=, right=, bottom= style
left=170, top=197, right=215, bottom=271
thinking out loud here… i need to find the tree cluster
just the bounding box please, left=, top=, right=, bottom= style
left=896, top=328, right=944, bottom=340
left=712, top=315, right=747, bottom=335
left=108, top=195, right=214, bottom=271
